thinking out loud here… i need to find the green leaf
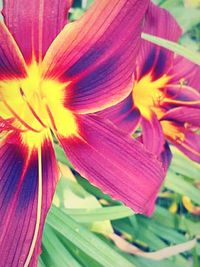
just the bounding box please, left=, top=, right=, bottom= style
left=169, top=147, right=200, bottom=180
left=54, top=177, right=114, bottom=235
left=76, top=175, right=117, bottom=203
left=153, top=206, right=200, bottom=236
left=61, top=206, right=133, bottom=223
left=160, top=0, right=182, bottom=9
left=47, top=206, right=135, bottom=267
left=142, top=33, right=200, bottom=65
left=57, top=234, right=103, bottom=267
left=130, top=256, right=187, bottom=267
left=139, top=219, right=186, bottom=244
left=38, top=258, right=46, bottom=267
left=54, top=144, right=73, bottom=169
left=168, top=7, right=200, bottom=32
left=42, top=224, right=82, bottom=267
left=112, top=219, right=167, bottom=250
left=165, top=171, right=200, bottom=205
left=70, top=8, right=85, bottom=20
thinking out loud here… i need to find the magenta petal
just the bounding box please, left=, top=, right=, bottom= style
left=165, top=84, right=200, bottom=106
left=98, top=94, right=141, bottom=135
left=43, top=0, right=149, bottom=113
left=159, top=142, right=172, bottom=173
left=58, top=115, right=165, bottom=216
left=168, top=55, right=200, bottom=92
left=137, top=136, right=172, bottom=173
left=0, top=133, right=58, bottom=266
left=0, top=22, right=27, bottom=79
left=2, top=0, right=72, bottom=63
left=190, top=67, right=200, bottom=93
left=171, top=131, right=200, bottom=163
left=161, top=107, right=200, bottom=127
left=141, top=113, right=165, bottom=155
left=137, top=2, right=181, bottom=80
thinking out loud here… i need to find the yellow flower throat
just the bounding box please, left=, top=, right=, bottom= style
left=132, top=73, right=185, bottom=143
left=0, top=62, right=77, bottom=147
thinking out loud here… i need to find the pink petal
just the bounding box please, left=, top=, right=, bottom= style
left=171, top=130, right=200, bottom=163
left=164, top=84, right=200, bottom=107
left=58, top=114, right=165, bottom=216
left=2, top=0, right=72, bottom=63
left=159, top=142, right=172, bottom=173
left=0, top=132, right=59, bottom=266
left=42, top=0, right=149, bottom=113
left=0, top=22, right=27, bottom=79
left=136, top=136, right=172, bottom=174
left=168, top=55, right=200, bottom=92
left=98, top=94, right=141, bottom=135
left=137, top=2, right=181, bottom=80
left=161, top=107, right=200, bottom=127
left=141, top=113, right=165, bottom=155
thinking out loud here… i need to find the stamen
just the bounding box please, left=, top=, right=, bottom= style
left=45, top=103, right=58, bottom=131
left=154, top=94, right=165, bottom=107
left=163, top=99, right=200, bottom=106
left=42, top=96, right=57, bottom=131
left=179, top=78, right=187, bottom=86
left=19, top=87, right=25, bottom=96
left=175, top=133, right=185, bottom=144
left=1, top=98, right=40, bottom=133
left=0, top=117, right=27, bottom=133
left=19, top=88, right=47, bottom=128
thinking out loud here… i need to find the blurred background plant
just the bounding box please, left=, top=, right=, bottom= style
left=1, top=0, right=200, bottom=266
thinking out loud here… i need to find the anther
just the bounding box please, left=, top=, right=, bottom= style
left=175, top=133, right=185, bottom=144
left=179, top=78, right=187, bottom=86
left=20, top=87, right=25, bottom=96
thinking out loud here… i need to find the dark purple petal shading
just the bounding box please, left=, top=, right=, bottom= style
left=98, top=94, right=141, bottom=135
left=164, top=84, right=200, bottom=107
left=0, top=132, right=59, bottom=266
left=159, top=142, right=172, bottom=173
left=136, top=2, right=181, bottom=80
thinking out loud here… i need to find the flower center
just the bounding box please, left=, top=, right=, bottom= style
left=160, top=121, right=185, bottom=143
left=0, top=62, right=77, bottom=147
left=132, top=73, right=170, bottom=119
left=132, top=73, right=186, bottom=143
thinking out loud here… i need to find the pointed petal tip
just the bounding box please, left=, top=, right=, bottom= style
left=2, top=0, right=73, bottom=62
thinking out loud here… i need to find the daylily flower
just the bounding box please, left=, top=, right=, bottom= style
left=100, top=3, right=200, bottom=169
left=0, top=0, right=166, bottom=266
